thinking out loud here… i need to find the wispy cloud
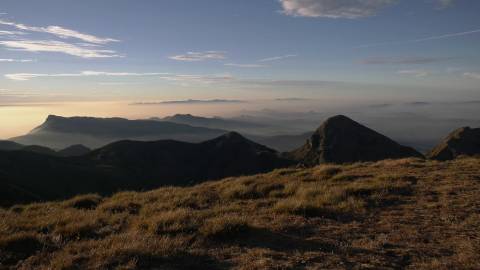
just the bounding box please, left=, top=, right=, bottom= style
left=463, top=72, right=480, bottom=80
left=0, top=30, right=24, bottom=35
left=0, top=19, right=119, bottom=44
left=0, top=58, right=35, bottom=63
left=397, top=69, right=431, bottom=77
left=224, top=63, right=267, bottom=68
left=411, top=29, right=480, bottom=43
left=0, top=40, right=122, bottom=58
left=279, top=0, right=395, bottom=19
left=258, top=54, right=297, bottom=62
left=169, top=51, right=226, bottom=62
left=357, top=29, right=480, bottom=48
left=158, top=74, right=235, bottom=84
left=435, top=0, right=455, bottom=9
left=130, top=99, right=246, bottom=105
left=5, top=71, right=169, bottom=81
left=5, top=70, right=235, bottom=85
left=359, top=56, right=452, bottom=65
left=275, top=97, right=309, bottom=101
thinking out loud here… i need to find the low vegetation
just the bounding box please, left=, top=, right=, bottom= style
left=1, top=157, right=480, bottom=269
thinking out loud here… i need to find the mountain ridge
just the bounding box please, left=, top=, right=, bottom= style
left=428, top=126, right=480, bottom=160
left=290, top=115, right=424, bottom=165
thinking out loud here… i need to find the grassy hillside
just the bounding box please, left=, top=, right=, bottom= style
left=1, top=158, right=479, bottom=269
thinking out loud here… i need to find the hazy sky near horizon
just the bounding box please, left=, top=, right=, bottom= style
left=1, top=0, right=480, bottom=138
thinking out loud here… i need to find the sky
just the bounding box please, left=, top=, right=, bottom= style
left=0, top=0, right=480, bottom=138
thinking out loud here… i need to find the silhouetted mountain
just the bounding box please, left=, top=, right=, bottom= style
left=0, top=149, right=128, bottom=206
left=21, top=145, right=58, bottom=156
left=0, top=141, right=59, bottom=156
left=58, top=144, right=91, bottom=157
left=0, top=133, right=293, bottom=206
left=0, top=140, right=24, bottom=151
left=11, top=115, right=227, bottom=149
left=289, top=115, right=424, bottom=165
left=0, top=140, right=91, bottom=157
left=89, top=132, right=293, bottom=186
left=428, top=127, right=480, bottom=160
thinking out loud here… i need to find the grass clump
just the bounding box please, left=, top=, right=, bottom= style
left=0, top=232, right=45, bottom=265
left=199, top=216, right=250, bottom=240
left=139, top=208, right=203, bottom=235
left=63, top=194, right=103, bottom=210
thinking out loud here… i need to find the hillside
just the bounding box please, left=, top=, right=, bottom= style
left=0, top=132, right=292, bottom=206
left=1, top=157, right=479, bottom=269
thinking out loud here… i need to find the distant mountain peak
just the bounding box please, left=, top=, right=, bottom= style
left=58, top=144, right=91, bottom=157
left=219, top=131, right=245, bottom=140
left=46, top=114, right=62, bottom=121
left=290, top=115, right=423, bottom=165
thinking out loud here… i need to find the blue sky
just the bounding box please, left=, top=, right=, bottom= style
left=0, top=0, right=480, bottom=104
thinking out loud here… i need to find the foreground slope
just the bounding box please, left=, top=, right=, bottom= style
left=290, top=115, right=423, bottom=165
left=1, top=158, right=479, bottom=269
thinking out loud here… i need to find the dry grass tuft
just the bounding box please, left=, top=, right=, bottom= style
left=199, top=216, right=249, bottom=240
left=63, top=194, right=103, bottom=210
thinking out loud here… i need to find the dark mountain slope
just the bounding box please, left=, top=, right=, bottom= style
left=90, top=132, right=293, bottom=187
left=0, top=133, right=292, bottom=206
left=0, top=140, right=24, bottom=151
left=58, top=144, right=91, bottom=157
left=290, top=115, right=423, bottom=165
left=428, top=127, right=480, bottom=160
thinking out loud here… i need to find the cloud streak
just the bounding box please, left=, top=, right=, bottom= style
left=435, top=0, right=455, bottom=9
left=397, top=69, right=431, bottom=78
left=463, top=72, right=480, bottom=80
left=279, top=0, right=395, bottom=19
left=0, top=19, right=119, bottom=44
left=357, top=28, right=480, bottom=48
left=0, top=58, right=35, bottom=63
left=0, top=40, right=122, bottom=58
left=224, top=63, right=267, bottom=68
left=359, top=56, right=452, bottom=65
left=5, top=71, right=235, bottom=85
left=0, top=30, right=24, bottom=35
left=169, top=51, right=226, bottom=62
left=130, top=99, right=246, bottom=105
left=5, top=71, right=169, bottom=81
left=258, top=54, right=297, bottom=62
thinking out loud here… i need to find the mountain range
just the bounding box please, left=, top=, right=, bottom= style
left=0, top=140, right=91, bottom=157
left=11, top=115, right=227, bottom=149
left=1, top=114, right=479, bottom=206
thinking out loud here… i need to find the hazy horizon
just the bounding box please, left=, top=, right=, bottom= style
left=1, top=0, right=480, bottom=140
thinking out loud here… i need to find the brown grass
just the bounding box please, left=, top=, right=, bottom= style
left=1, top=157, right=479, bottom=269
